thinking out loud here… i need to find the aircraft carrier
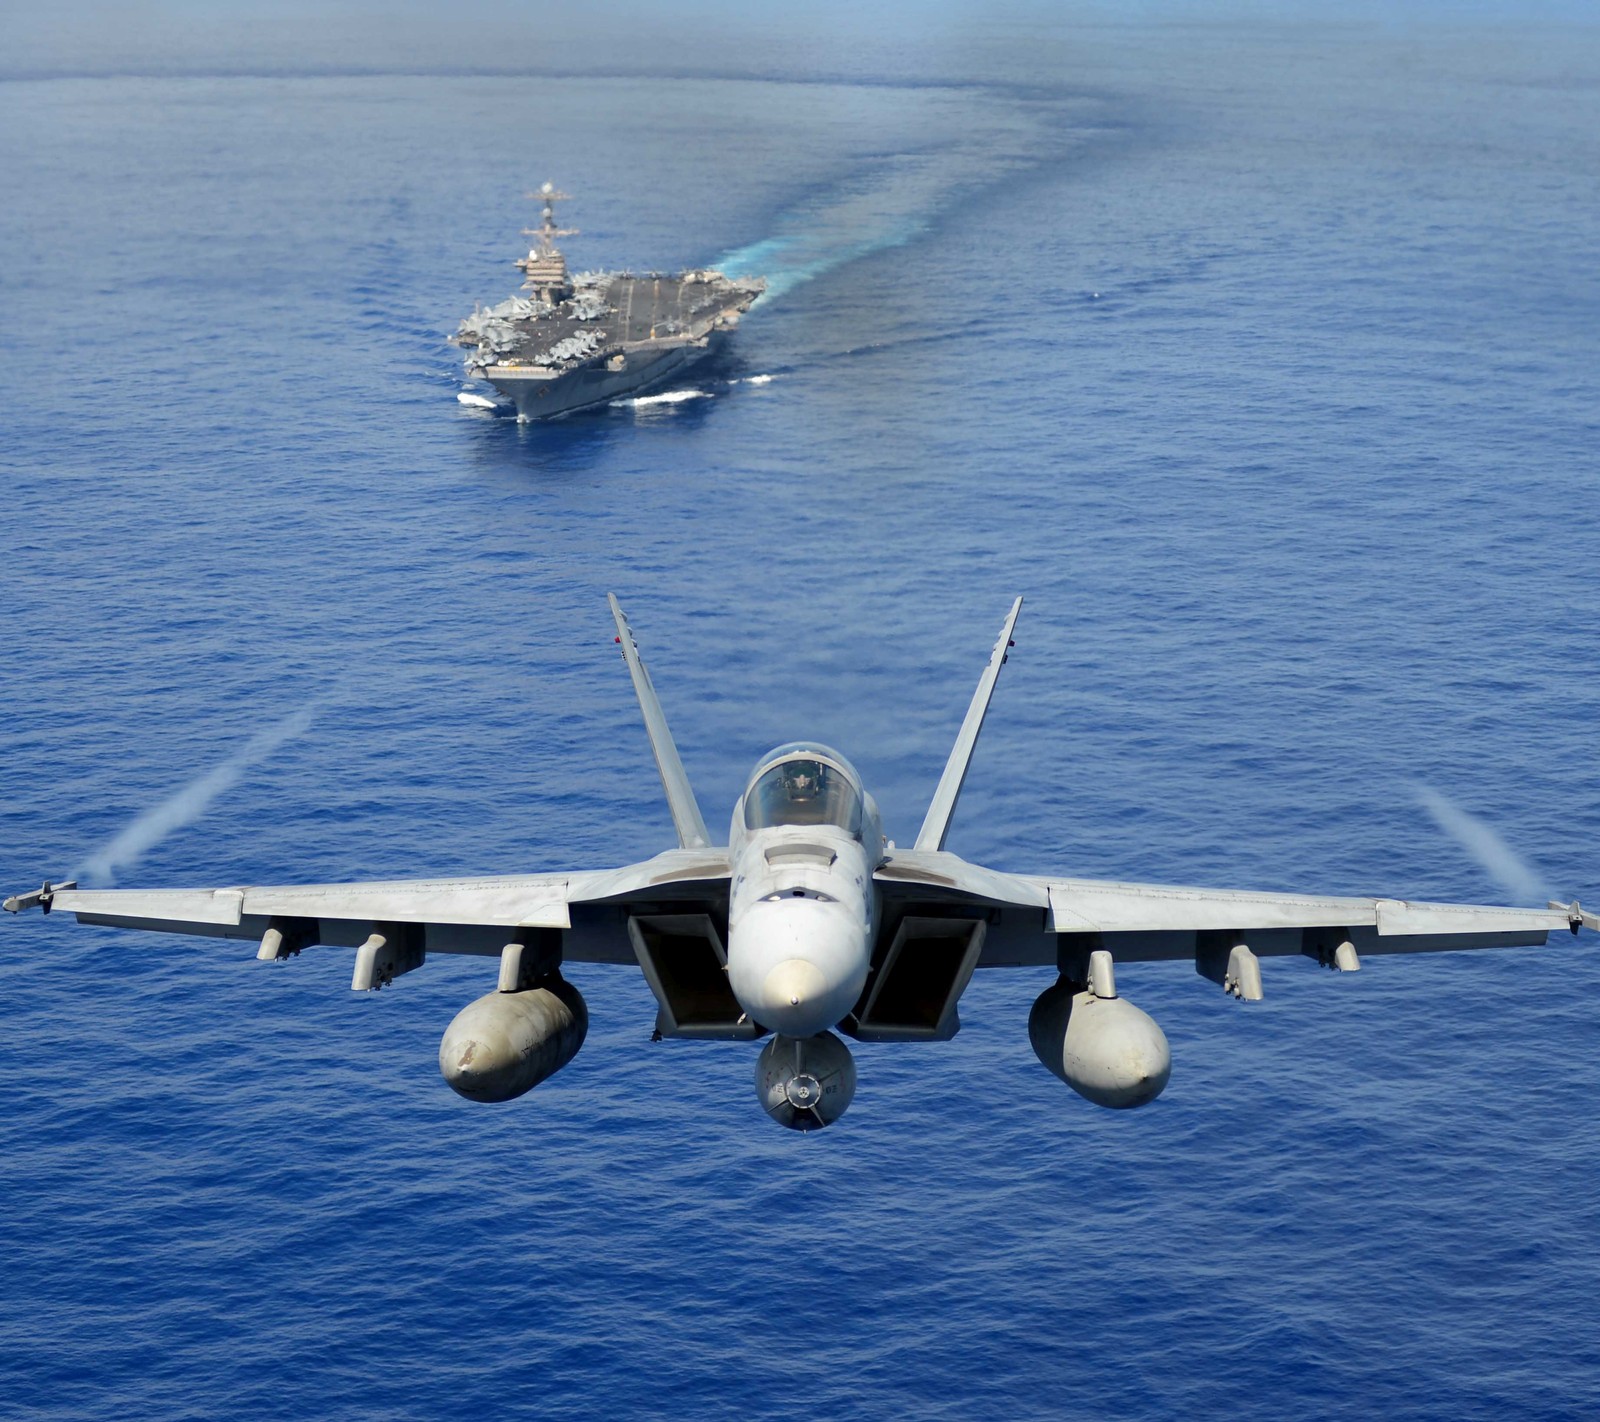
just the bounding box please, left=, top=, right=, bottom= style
left=453, top=185, right=765, bottom=421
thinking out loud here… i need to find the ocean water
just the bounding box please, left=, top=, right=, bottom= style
left=3, top=7, right=1600, bottom=1418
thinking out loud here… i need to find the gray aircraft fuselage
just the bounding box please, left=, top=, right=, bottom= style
left=725, top=743, right=884, bottom=1037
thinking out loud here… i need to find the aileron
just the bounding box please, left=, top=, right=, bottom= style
left=55, top=886, right=246, bottom=926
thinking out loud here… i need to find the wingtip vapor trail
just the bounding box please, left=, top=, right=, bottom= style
left=1413, top=783, right=1547, bottom=905
left=76, top=704, right=321, bottom=886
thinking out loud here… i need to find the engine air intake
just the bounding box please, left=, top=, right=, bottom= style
left=629, top=912, right=761, bottom=1039
left=844, top=915, right=985, bottom=1042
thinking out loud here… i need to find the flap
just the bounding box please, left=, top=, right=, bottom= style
left=1048, top=881, right=1379, bottom=934
left=244, top=878, right=571, bottom=928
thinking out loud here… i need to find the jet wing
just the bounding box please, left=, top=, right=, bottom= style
left=874, top=849, right=1593, bottom=969
left=10, top=848, right=732, bottom=971
left=1040, top=874, right=1579, bottom=953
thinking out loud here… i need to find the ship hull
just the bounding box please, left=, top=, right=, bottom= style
left=484, top=339, right=716, bottom=422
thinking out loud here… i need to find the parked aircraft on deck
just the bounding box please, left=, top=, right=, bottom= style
left=9, top=597, right=1594, bottom=1129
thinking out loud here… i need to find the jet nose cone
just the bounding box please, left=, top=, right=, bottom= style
left=728, top=897, right=871, bottom=1038
left=761, top=957, right=829, bottom=1032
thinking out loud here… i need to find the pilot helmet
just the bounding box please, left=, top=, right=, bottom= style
left=779, top=760, right=824, bottom=801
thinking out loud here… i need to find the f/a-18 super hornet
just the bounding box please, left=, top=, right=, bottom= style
left=8, top=599, right=1595, bottom=1130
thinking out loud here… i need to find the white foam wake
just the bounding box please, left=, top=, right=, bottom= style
left=77, top=705, right=320, bottom=885
left=1413, top=784, right=1546, bottom=904
left=457, top=391, right=498, bottom=408
left=714, top=99, right=1066, bottom=303
left=611, top=389, right=710, bottom=409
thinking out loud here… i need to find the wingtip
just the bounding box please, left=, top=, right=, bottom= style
left=4, top=879, right=77, bottom=914
left=1549, top=898, right=1600, bottom=934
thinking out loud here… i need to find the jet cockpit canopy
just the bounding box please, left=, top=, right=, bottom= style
left=743, top=743, right=863, bottom=836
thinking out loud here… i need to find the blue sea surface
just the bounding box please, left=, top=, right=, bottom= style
left=3, top=6, right=1599, bottom=1418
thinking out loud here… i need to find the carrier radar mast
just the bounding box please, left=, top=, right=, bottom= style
left=516, top=182, right=577, bottom=308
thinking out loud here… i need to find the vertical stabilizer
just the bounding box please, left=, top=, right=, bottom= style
left=608, top=595, right=712, bottom=850
left=915, top=598, right=1024, bottom=852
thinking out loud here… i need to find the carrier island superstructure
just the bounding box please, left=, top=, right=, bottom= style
left=453, top=185, right=765, bottom=421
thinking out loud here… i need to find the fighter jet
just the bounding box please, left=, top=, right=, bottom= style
left=8, top=597, right=1595, bottom=1129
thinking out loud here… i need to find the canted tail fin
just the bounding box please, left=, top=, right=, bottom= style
left=915, top=598, right=1023, bottom=852
left=608, top=595, right=712, bottom=850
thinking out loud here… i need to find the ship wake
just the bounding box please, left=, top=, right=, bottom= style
left=715, top=94, right=1091, bottom=302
